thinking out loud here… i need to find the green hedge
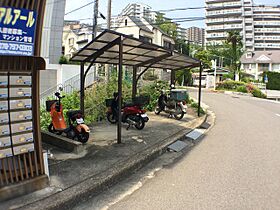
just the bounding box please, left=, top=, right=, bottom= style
left=264, top=72, right=280, bottom=90
left=216, top=80, right=246, bottom=90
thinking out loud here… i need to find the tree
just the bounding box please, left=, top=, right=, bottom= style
left=59, top=55, right=69, bottom=64
left=226, top=31, right=243, bottom=80
left=155, top=14, right=178, bottom=39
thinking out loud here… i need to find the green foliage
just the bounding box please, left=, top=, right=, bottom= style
left=40, top=107, right=51, bottom=131
left=140, top=80, right=169, bottom=111
left=236, top=86, right=247, bottom=93
left=251, top=88, right=267, bottom=98
left=216, top=80, right=266, bottom=99
left=190, top=102, right=205, bottom=115
left=264, top=72, right=280, bottom=90
left=143, top=69, right=159, bottom=81
left=217, top=80, right=246, bottom=90
left=59, top=55, right=69, bottom=64
left=175, top=39, right=190, bottom=55
left=156, top=14, right=178, bottom=39
left=85, top=75, right=132, bottom=122
left=194, top=49, right=211, bottom=69
left=175, top=69, right=193, bottom=86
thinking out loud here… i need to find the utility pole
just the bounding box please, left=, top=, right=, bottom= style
left=105, top=0, right=112, bottom=83
left=93, top=0, right=99, bottom=40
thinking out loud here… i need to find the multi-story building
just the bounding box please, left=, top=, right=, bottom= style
left=205, top=0, right=280, bottom=51
left=205, top=0, right=244, bottom=45
left=186, top=27, right=205, bottom=46
left=252, top=5, right=280, bottom=51
left=41, top=0, right=66, bottom=64
left=111, top=3, right=158, bottom=28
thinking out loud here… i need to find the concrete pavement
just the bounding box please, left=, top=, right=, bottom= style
left=1, top=108, right=206, bottom=210
left=107, top=90, right=280, bottom=210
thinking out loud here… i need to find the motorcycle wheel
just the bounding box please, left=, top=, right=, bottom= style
left=135, top=117, right=145, bottom=130
left=77, top=130, right=89, bottom=143
left=174, top=106, right=184, bottom=120
left=107, top=112, right=117, bottom=124
left=154, top=107, right=161, bottom=115
left=48, top=123, right=62, bottom=135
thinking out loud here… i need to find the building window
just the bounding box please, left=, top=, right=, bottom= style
left=139, top=35, right=152, bottom=44
left=259, top=63, right=269, bottom=72
left=163, top=40, right=172, bottom=50
left=125, top=19, right=128, bottom=26
left=69, top=38, right=74, bottom=46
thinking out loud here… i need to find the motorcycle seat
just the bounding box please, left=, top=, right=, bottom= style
left=67, top=110, right=83, bottom=119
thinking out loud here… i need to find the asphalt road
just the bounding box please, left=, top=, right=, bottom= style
left=106, top=90, right=280, bottom=210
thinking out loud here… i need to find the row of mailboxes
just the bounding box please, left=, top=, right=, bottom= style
left=0, top=88, right=32, bottom=98
left=0, top=143, right=34, bottom=158
left=0, top=110, right=32, bottom=123
left=0, top=133, right=33, bottom=147
left=0, top=99, right=32, bottom=111
left=0, top=121, right=33, bottom=135
left=0, top=75, right=32, bottom=86
left=0, top=74, right=35, bottom=159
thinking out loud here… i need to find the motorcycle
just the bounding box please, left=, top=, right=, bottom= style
left=46, top=92, right=90, bottom=143
left=154, top=90, right=188, bottom=120
left=106, top=99, right=149, bottom=130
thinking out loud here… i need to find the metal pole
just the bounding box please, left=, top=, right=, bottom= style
left=171, top=70, right=175, bottom=85
left=105, top=0, right=112, bottom=82
left=80, top=62, right=85, bottom=114
left=107, top=0, right=112, bottom=30
left=198, top=63, right=203, bottom=117
left=132, top=66, right=137, bottom=98
left=93, top=0, right=99, bottom=39
left=117, top=37, right=123, bottom=144
left=214, top=59, right=217, bottom=90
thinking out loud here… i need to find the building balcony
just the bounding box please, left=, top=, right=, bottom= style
left=255, top=28, right=280, bottom=33
left=255, top=43, right=280, bottom=48
left=206, top=17, right=242, bottom=24
left=206, top=9, right=242, bottom=17
left=255, top=36, right=280, bottom=41
left=254, top=21, right=280, bottom=26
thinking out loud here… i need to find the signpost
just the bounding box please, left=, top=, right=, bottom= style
left=0, top=7, right=37, bottom=56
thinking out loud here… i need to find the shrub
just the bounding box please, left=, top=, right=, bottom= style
left=264, top=72, right=280, bottom=90
left=59, top=55, right=69, bottom=64
left=236, top=86, right=248, bottom=93
left=251, top=88, right=267, bottom=99
left=140, top=80, right=169, bottom=111
left=190, top=102, right=205, bottom=115
left=216, top=80, right=246, bottom=90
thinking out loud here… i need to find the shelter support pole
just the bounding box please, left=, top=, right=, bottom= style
left=117, top=37, right=123, bottom=144
left=198, top=62, right=203, bottom=117
left=80, top=62, right=85, bottom=114
left=171, top=70, right=176, bottom=85
left=132, top=66, right=137, bottom=98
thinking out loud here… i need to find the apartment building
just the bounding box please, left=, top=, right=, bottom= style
left=186, top=27, right=205, bottom=46
left=205, top=0, right=244, bottom=45
left=205, top=0, right=280, bottom=51
left=111, top=3, right=158, bottom=28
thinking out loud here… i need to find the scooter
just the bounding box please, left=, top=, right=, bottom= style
left=46, top=92, right=90, bottom=143
left=106, top=102, right=149, bottom=130
left=154, top=91, right=187, bottom=120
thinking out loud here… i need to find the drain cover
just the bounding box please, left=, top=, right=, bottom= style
left=168, top=140, right=188, bottom=152
left=200, top=122, right=211, bottom=129
left=185, top=129, right=205, bottom=140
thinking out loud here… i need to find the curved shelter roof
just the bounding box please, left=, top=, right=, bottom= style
left=71, top=30, right=200, bottom=70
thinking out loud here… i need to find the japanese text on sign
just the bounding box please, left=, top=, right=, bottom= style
left=0, top=7, right=37, bottom=56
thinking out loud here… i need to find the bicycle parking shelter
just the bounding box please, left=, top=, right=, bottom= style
left=71, top=30, right=203, bottom=144
left=0, top=0, right=48, bottom=201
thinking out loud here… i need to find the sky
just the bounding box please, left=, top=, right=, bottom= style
left=64, top=0, right=280, bottom=29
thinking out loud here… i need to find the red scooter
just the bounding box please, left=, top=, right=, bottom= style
left=106, top=96, right=149, bottom=130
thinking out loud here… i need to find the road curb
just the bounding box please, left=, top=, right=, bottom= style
left=20, top=115, right=207, bottom=210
